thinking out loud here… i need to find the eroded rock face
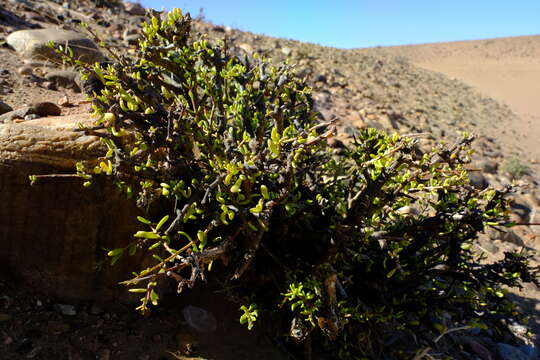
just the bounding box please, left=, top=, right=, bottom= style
left=0, top=114, right=144, bottom=305
left=6, top=29, right=105, bottom=64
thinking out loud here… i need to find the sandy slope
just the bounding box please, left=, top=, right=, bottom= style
left=375, top=35, right=540, bottom=161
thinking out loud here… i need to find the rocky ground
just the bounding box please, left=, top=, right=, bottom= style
left=0, top=0, right=539, bottom=359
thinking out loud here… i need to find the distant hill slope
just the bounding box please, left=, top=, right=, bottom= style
left=360, top=35, right=540, bottom=167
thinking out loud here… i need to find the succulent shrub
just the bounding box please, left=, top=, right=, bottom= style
left=502, top=155, right=531, bottom=180
left=60, top=9, right=538, bottom=359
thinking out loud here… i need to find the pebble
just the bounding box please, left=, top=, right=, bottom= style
left=182, top=305, right=217, bottom=333
left=502, top=230, right=525, bottom=247
left=281, top=46, right=292, bottom=56
left=24, top=113, right=40, bottom=121
left=0, top=313, right=12, bottom=321
left=55, top=304, right=77, bottom=316
left=17, top=65, right=33, bottom=76
left=33, top=102, right=61, bottom=116
left=0, top=100, right=13, bottom=115
left=464, top=339, right=494, bottom=360
left=45, top=70, right=81, bottom=92
left=57, top=95, right=70, bottom=107
left=124, top=2, right=146, bottom=16
left=89, top=303, right=103, bottom=315
left=497, top=343, right=531, bottom=360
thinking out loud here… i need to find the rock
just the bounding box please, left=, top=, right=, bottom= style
left=281, top=47, right=292, bottom=56
left=0, top=101, right=12, bottom=115
left=518, top=345, right=537, bottom=359
left=17, top=65, right=32, bottom=76
left=47, top=320, right=71, bottom=333
left=1, top=102, right=63, bottom=122
left=45, top=70, right=81, bottom=92
left=24, top=114, right=40, bottom=121
left=6, top=29, right=104, bottom=64
left=56, top=304, right=77, bottom=316
left=0, top=313, right=12, bottom=321
left=42, top=81, right=57, bottom=90
left=397, top=206, right=419, bottom=216
left=58, top=95, right=71, bottom=107
left=99, top=349, right=111, bottom=360
left=497, top=343, right=531, bottom=360
left=238, top=43, right=253, bottom=54
left=0, top=114, right=147, bottom=304
left=477, top=159, right=498, bottom=174
left=182, top=305, right=217, bottom=333
left=476, top=235, right=499, bottom=254
left=123, top=1, right=146, bottom=16
left=0, top=105, right=33, bottom=122
left=89, top=303, right=104, bottom=315
left=122, top=28, right=139, bottom=46
left=33, top=102, right=61, bottom=116
left=468, top=171, right=488, bottom=189
left=464, top=339, right=494, bottom=360
left=502, top=230, right=525, bottom=246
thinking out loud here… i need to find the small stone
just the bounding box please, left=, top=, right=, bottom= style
left=238, top=43, right=253, bottom=54
left=0, top=313, right=12, bottom=321
left=17, top=65, right=33, bottom=76
left=0, top=100, right=13, bottom=115
left=124, top=1, right=146, bottom=16
left=182, top=305, right=217, bottom=333
left=476, top=235, right=499, bottom=254
left=397, top=206, right=419, bottom=216
left=464, top=339, right=494, bottom=360
left=497, top=343, right=530, bottom=360
left=3, top=336, right=13, bottom=345
left=468, top=171, right=488, bottom=189
left=477, top=159, right=498, bottom=174
left=47, top=320, right=71, bottom=333
left=26, top=345, right=42, bottom=359
left=58, top=95, right=71, bottom=107
left=45, top=70, right=81, bottom=92
left=33, top=102, right=61, bottom=116
left=89, top=303, right=103, bottom=315
left=517, top=345, right=537, bottom=358
left=42, top=81, right=57, bottom=90
left=281, top=47, right=292, bottom=56
left=56, top=304, right=77, bottom=316
left=24, top=114, right=40, bottom=121
left=99, top=349, right=111, bottom=360
left=502, top=230, right=525, bottom=246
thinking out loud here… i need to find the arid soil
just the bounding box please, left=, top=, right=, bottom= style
left=0, top=0, right=539, bottom=359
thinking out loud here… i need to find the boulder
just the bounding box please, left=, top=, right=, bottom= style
left=0, top=114, right=145, bottom=305
left=123, top=1, right=146, bottom=16
left=6, top=29, right=105, bottom=64
left=0, top=102, right=62, bottom=123
left=45, top=70, right=81, bottom=92
left=0, top=101, right=13, bottom=115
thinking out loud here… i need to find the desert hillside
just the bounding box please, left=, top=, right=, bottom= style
left=363, top=35, right=540, bottom=161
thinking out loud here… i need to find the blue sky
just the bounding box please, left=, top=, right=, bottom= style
left=140, top=1, right=540, bottom=49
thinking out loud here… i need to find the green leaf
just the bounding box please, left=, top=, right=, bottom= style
left=134, top=231, right=160, bottom=239
left=150, top=289, right=159, bottom=305
left=107, top=248, right=124, bottom=257
left=155, top=215, right=169, bottom=231
left=136, top=216, right=152, bottom=225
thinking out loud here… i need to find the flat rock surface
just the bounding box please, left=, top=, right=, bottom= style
left=6, top=28, right=104, bottom=64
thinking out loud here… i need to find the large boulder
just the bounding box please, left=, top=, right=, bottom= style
left=0, top=114, right=145, bottom=305
left=6, top=29, right=105, bottom=64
